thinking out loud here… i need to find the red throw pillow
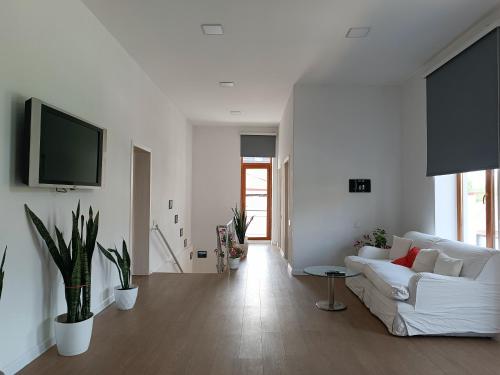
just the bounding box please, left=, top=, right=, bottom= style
left=392, top=247, right=420, bottom=268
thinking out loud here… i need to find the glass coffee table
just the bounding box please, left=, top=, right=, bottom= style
left=304, top=266, right=360, bottom=311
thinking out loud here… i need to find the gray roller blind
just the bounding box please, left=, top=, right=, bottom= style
left=240, top=135, right=276, bottom=157
left=426, top=28, right=500, bottom=177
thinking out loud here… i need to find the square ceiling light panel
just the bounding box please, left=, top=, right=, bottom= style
left=201, top=24, right=224, bottom=35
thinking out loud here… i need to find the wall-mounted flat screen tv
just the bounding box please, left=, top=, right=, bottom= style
left=25, top=98, right=106, bottom=189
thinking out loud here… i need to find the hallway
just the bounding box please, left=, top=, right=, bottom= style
left=20, top=245, right=500, bottom=375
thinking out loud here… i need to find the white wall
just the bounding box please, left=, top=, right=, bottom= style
left=400, top=76, right=435, bottom=235
left=291, top=85, right=402, bottom=272
left=0, top=1, right=192, bottom=373
left=191, top=125, right=278, bottom=273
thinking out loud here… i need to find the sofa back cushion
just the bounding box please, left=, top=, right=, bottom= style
left=412, top=249, right=440, bottom=272
left=404, top=231, right=497, bottom=279
left=433, top=253, right=463, bottom=277
left=389, top=236, right=413, bottom=260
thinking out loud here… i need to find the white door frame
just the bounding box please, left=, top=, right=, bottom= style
left=130, top=142, right=152, bottom=275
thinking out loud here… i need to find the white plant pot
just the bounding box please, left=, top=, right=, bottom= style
left=114, top=285, right=139, bottom=310
left=229, top=257, right=241, bottom=270
left=54, top=313, right=94, bottom=356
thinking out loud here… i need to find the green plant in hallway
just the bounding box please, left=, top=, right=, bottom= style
left=0, top=246, right=6, bottom=300
left=354, top=227, right=389, bottom=250
left=98, top=240, right=138, bottom=310
left=232, top=205, right=254, bottom=258
left=25, top=202, right=99, bottom=356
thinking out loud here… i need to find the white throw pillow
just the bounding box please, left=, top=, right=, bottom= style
left=433, top=253, right=463, bottom=277
left=389, top=236, right=413, bottom=260
left=412, top=249, right=440, bottom=273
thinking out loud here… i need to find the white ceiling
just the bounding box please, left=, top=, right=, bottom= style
left=82, top=0, right=500, bottom=126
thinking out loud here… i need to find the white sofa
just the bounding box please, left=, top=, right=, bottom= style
left=344, top=231, right=500, bottom=336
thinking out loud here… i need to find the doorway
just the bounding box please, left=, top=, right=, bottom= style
left=241, top=157, right=272, bottom=240
left=131, top=145, right=152, bottom=275
left=281, top=158, right=290, bottom=258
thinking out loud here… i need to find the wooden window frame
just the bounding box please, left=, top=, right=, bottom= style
left=241, top=160, right=272, bottom=241
left=456, top=170, right=495, bottom=248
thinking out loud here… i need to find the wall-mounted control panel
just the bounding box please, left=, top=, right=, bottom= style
left=197, top=250, right=207, bottom=258
left=349, top=179, right=371, bottom=193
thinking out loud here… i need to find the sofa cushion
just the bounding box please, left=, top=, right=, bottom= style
left=392, top=247, right=420, bottom=268
left=412, top=249, right=440, bottom=273
left=404, top=232, right=495, bottom=279
left=389, top=236, right=413, bottom=260
left=434, top=252, right=463, bottom=277
left=345, top=255, right=391, bottom=274
left=364, top=262, right=415, bottom=301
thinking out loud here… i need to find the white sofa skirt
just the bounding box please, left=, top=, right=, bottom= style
left=346, top=275, right=410, bottom=336
left=346, top=275, right=498, bottom=337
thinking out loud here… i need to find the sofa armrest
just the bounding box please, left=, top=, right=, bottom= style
left=408, top=272, right=500, bottom=311
left=358, top=246, right=389, bottom=260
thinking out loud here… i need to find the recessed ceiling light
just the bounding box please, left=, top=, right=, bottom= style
left=201, top=24, right=224, bottom=35
left=345, top=27, right=371, bottom=38
left=219, top=81, right=235, bottom=88
left=230, top=110, right=242, bottom=116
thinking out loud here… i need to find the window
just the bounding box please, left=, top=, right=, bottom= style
left=457, top=170, right=497, bottom=248
left=241, top=158, right=272, bottom=240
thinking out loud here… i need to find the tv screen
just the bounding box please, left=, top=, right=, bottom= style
left=26, top=98, right=105, bottom=188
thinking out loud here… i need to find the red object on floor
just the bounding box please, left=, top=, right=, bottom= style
left=392, top=247, right=420, bottom=268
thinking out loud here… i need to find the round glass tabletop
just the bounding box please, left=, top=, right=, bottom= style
left=303, top=265, right=360, bottom=278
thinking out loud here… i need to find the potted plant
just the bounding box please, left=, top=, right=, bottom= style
left=97, top=240, right=138, bottom=310
left=354, top=227, right=389, bottom=250
left=227, top=234, right=243, bottom=270
left=25, top=202, right=99, bottom=356
left=232, top=205, right=253, bottom=258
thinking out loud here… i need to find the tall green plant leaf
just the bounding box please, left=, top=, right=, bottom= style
left=0, top=246, right=6, bottom=300
left=232, top=205, right=254, bottom=243
left=97, top=243, right=124, bottom=288
left=121, top=240, right=131, bottom=289
left=98, top=241, right=132, bottom=290
left=25, top=205, right=66, bottom=277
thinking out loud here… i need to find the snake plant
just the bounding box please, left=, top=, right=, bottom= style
left=25, top=202, right=99, bottom=323
left=232, top=205, right=254, bottom=244
left=0, top=246, right=6, bottom=300
left=97, top=240, right=132, bottom=290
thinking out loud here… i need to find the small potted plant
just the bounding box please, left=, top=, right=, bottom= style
left=98, top=240, right=138, bottom=310
left=232, top=205, right=253, bottom=258
left=25, top=202, right=99, bottom=356
left=227, top=234, right=243, bottom=270
left=354, top=227, right=390, bottom=250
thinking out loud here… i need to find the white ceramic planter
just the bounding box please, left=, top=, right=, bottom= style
left=114, top=285, right=138, bottom=310
left=54, top=313, right=94, bottom=356
left=229, top=257, right=241, bottom=270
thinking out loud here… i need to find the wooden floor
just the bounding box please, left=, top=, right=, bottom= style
left=20, top=244, right=500, bottom=375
